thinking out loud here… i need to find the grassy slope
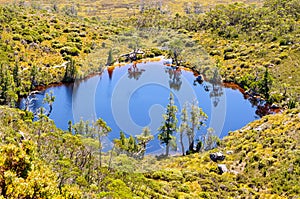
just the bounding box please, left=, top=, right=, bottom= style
left=0, top=106, right=299, bottom=198
left=148, top=109, right=300, bottom=198
left=0, top=0, right=261, bottom=19
left=0, top=0, right=299, bottom=198
left=1, top=0, right=299, bottom=106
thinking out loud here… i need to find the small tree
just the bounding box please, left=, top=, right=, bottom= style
left=106, top=49, right=114, bottom=66
left=114, top=132, right=142, bottom=159
left=63, top=58, right=77, bottom=82
left=93, top=118, right=112, bottom=168
left=30, top=65, right=38, bottom=89
left=259, top=67, right=273, bottom=100
left=43, top=90, right=55, bottom=117
left=158, top=93, right=178, bottom=156
left=168, top=39, right=184, bottom=66
left=203, top=127, right=220, bottom=151
left=179, top=104, right=189, bottom=156
left=136, top=126, right=154, bottom=158
left=3, top=70, right=18, bottom=107
left=73, top=118, right=88, bottom=135
left=188, top=100, right=207, bottom=151
left=13, top=62, right=20, bottom=89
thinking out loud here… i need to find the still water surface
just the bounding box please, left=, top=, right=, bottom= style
left=20, top=60, right=259, bottom=153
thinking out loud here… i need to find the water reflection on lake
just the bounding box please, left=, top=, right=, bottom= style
left=20, top=60, right=259, bottom=154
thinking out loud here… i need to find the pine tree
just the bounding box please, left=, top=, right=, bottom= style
left=106, top=49, right=114, bottom=66
left=30, top=65, right=38, bottom=89
left=63, top=58, right=77, bottom=82
left=13, top=62, right=20, bottom=88
left=259, top=67, right=273, bottom=100
left=3, top=70, right=18, bottom=107
left=158, top=93, right=178, bottom=156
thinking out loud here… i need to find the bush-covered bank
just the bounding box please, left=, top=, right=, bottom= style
left=124, top=0, right=300, bottom=108
left=0, top=106, right=299, bottom=198
left=1, top=0, right=299, bottom=109
left=0, top=4, right=133, bottom=106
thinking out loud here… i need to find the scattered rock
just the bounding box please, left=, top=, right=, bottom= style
left=19, top=131, right=26, bottom=141
left=230, top=170, right=239, bottom=175
left=210, top=152, right=225, bottom=162
left=218, top=164, right=228, bottom=174
left=288, top=166, right=294, bottom=173
left=226, top=150, right=234, bottom=155
left=271, top=103, right=279, bottom=109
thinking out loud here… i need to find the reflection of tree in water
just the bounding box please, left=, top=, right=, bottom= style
left=128, top=62, right=145, bottom=80
left=165, top=67, right=182, bottom=91
left=107, top=66, right=114, bottom=80
left=208, top=68, right=223, bottom=107
left=194, top=68, right=224, bottom=107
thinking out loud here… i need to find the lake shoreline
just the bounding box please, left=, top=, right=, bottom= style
left=20, top=57, right=282, bottom=117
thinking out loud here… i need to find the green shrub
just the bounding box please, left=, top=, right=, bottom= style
left=209, top=50, right=221, bottom=56
left=224, top=52, right=237, bottom=60
left=51, top=41, right=63, bottom=49
left=23, top=35, right=33, bottom=43
left=43, top=35, right=52, bottom=40
left=83, top=48, right=91, bottom=54
left=271, top=58, right=281, bottom=65
left=54, top=24, right=61, bottom=29
left=150, top=48, right=164, bottom=56
left=79, top=32, right=86, bottom=37
left=60, top=46, right=80, bottom=56
left=224, top=47, right=234, bottom=53
left=279, top=52, right=288, bottom=59
left=12, top=34, right=22, bottom=41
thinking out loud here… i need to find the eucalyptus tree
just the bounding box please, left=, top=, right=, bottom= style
left=93, top=118, right=112, bottom=168
left=158, top=93, right=178, bottom=156
left=43, top=90, right=55, bottom=116
left=73, top=118, right=90, bottom=136
left=168, top=39, right=184, bottom=66
left=188, top=100, right=207, bottom=151
left=35, top=107, right=48, bottom=152
left=136, top=126, right=154, bottom=158
left=203, top=127, right=220, bottom=151
left=179, top=104, right=189, bottom=156
left=114, top=132, right=141, bottom=158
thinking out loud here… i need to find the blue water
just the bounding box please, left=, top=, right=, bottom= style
left=20, top=60, right=259, bottom=154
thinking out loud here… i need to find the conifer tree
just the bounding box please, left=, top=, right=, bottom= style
left=158, top=93, right=178, bottom=156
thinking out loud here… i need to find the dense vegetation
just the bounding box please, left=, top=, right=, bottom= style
left=0, top=106, right=299, bottom=198
left=0, top=0, right=299, bottom=198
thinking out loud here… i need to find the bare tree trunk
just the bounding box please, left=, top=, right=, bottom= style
left=180, top=133, right=185, bottom=156
left=98, top=137, right=102, bottom=168
left=108, top=146, right=114, bottom=171
left=166, top=143, right=170, bottom=156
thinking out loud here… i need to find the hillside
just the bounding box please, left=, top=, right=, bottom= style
left=0, top=106, right=299, bottom=198
left=0, top=0, right=262, bottom=19
left=0, top=0, right=299, bottom=108
left=0, top=0, right=299, bottom=198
